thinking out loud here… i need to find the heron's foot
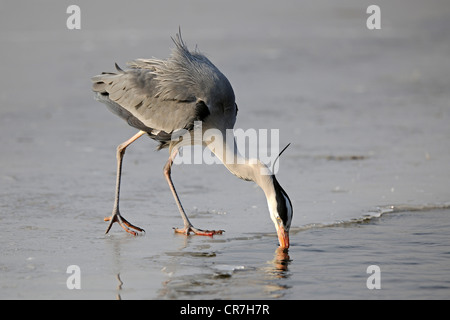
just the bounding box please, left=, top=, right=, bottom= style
left=173, top=225, right=224, bottom=236
left=104, top=212, right=145, bottom=236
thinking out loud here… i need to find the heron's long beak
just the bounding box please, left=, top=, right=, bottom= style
left=277, top=225, right=290, bottom=249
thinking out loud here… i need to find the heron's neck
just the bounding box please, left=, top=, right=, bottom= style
left=207, top=133, right=275, bottom=197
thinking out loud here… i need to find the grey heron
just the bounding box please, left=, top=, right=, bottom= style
left=91, top=31, right=293, bottom=248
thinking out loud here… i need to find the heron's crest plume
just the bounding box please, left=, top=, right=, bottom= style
left=271, top=143, right=291, bottom=174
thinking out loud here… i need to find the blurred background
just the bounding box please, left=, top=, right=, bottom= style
left=0, top=0, right=449, bottom=299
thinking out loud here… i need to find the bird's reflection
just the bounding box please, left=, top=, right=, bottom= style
left=269, top=247, right=291, bottom=278
left=107, top=232, right=293, bottom=299
left=106, top=236, right=127, bottom=300
left=115, top=273, right=123, bottom=300
left=260, top=247, right=292, bottom=298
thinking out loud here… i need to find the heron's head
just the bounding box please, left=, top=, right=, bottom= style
left=263, top=144, right=292, bottom=248
left=250, top=146, right=292, bottom=249
left=267, top=175, right=293, bottom=248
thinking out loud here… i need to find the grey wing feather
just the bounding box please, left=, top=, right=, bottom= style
left=91, top=31, right=236, bottom=148
left=91, top=64, right=207, bottom=136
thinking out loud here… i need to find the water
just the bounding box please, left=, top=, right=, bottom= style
left=1, top=202, right=449, bottom=299
left=1, top=0, right=450, bottom=300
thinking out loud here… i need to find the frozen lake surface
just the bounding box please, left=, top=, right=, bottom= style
left=1, top=0, right=449, bottom=299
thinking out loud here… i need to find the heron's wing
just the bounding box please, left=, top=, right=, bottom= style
left=92, top=64, right=210, bottom=135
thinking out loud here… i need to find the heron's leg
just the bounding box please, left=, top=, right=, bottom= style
left=163, top=148, right=223, bottom=236
left=105, top=130, right=146, bottom=236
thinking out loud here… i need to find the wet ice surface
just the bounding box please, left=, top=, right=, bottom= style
left=2, top=204, right=449, bottom=300
left=1, top=0, right=450, bottom=299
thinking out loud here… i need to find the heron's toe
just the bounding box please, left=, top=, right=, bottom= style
left=104, top=213, right=144, bottom=236
left=173, top=226, right=224, bottom=236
